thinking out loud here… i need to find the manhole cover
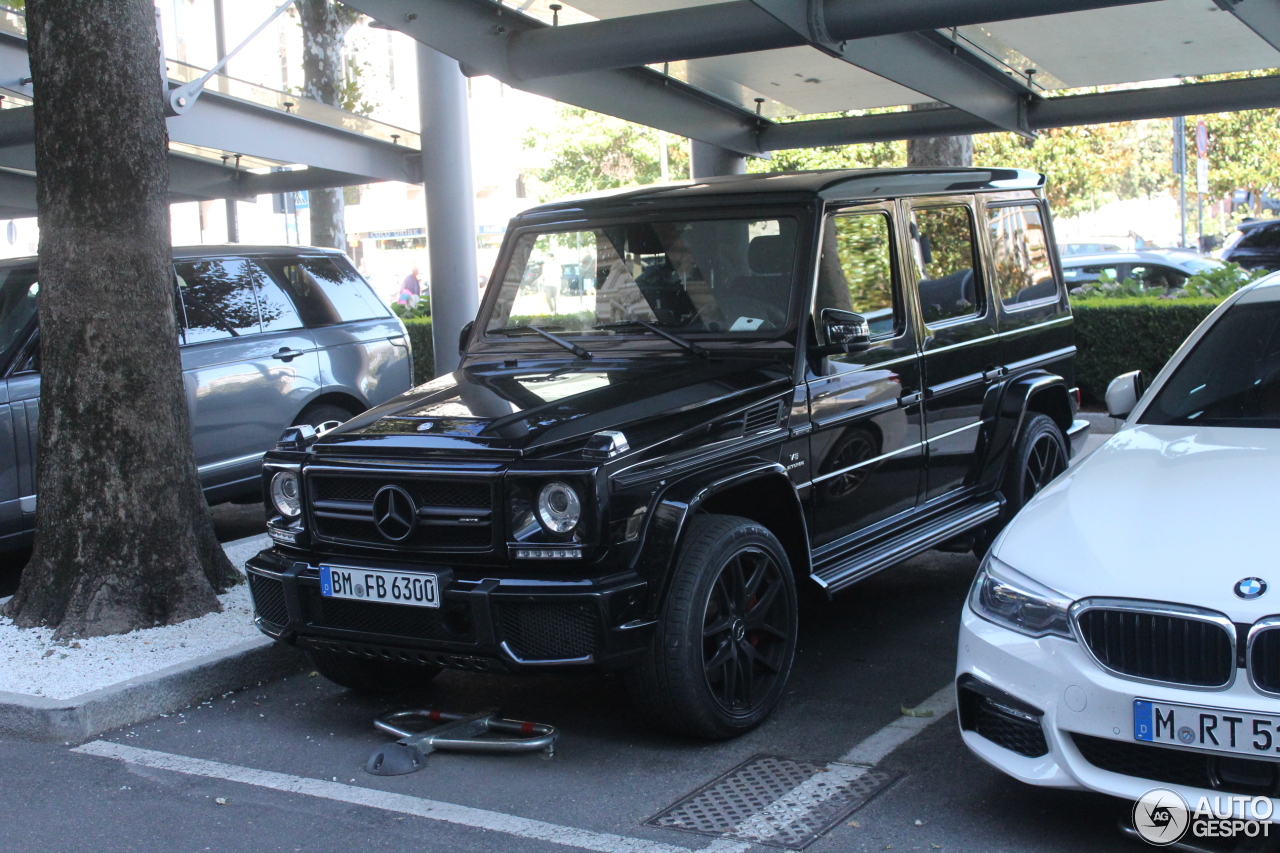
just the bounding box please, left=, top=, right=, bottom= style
left=645, top=755, right=899, bottom=850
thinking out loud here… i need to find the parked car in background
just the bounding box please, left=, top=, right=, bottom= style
left=0, top=245, right=413, bottom=551
left=1059, top=232, right=1151, bottom=256
left=1061, top=249, right=1223, bottom=292
left=1222, top=218, right=1280, bottom=271
left=248, top=168, right=1088, bottom=739
left=957, top=271, right=1280, bottom=813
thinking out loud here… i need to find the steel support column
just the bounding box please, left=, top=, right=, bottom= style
left=418, top=43, right=478, bottom=378
left=690, top=141, right=747, bottom=179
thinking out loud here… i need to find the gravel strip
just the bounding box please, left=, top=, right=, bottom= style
left=0, top=534, right=272, bottom=700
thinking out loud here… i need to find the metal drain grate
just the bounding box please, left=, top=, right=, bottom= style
left=646, top=755, right=899, bottom=850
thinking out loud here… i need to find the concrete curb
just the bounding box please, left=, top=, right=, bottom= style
left=0, top=635, right=306, bottom=743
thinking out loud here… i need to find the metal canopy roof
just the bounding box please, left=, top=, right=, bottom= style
left=342, top=0, right=1280, bottom=156
left=0, top=10, right=421, bottom=219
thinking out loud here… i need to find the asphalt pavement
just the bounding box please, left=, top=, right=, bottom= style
left=0, top=547, right=1152, bottom=853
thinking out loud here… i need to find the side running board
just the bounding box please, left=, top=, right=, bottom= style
left=812, top=500, right=1002, bottom=595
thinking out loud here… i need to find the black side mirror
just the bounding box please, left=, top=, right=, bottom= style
left=810, top=308, right=870, bottom=357
left=458, top=320, right=474, bottom=356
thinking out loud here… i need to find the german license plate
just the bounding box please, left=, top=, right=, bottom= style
left=1135, top=698, right=1280, bottom=757
left=320, top=565, right=439, bottom=609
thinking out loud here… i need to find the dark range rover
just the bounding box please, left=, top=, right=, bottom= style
left=248, top=169, right=1089, bottom=738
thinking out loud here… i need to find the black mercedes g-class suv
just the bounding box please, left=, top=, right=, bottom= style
left=247, top=169, right=1088, bottom=739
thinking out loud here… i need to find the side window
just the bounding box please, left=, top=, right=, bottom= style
left=175, top=259, right=263, bottom=344
left=1130, top=264, right=1187, bottom=290
left=266, top=256, right=388, bottom=326
left=254, top=270, right=305, bottom=334
left=987, top=204, right=1059, bottom=306
left=816, top=212, right=898, bottom=337
left=911, top=205, right=982, bottom=325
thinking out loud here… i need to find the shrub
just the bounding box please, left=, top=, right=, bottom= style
left=1071, top=297, right=1222, bottom=402
left=401, top=317, right=434, bottom=385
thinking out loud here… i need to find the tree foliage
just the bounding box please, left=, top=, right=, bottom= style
left=524, top=106, right=690, bottom=200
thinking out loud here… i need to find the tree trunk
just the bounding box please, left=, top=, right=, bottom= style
left=4, top=0, right=236, bottom=638
left=906, top=102, right=974, bottom=169
left=298, top=0, right=354, bottom=251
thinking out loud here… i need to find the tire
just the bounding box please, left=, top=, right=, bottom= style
left=626, top=514, right=798, bottom=739
left=975, top=413, right=1068, bottom=557
left=307, top=647, right=442, bottom=695
left=294, top=402, right=358, bottom=434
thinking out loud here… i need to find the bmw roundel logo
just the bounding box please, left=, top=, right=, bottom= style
left=1235, top=577, right=1268, bottom=600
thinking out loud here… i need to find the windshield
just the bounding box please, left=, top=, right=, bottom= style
left=0, top=264, right=38, bottom=367
left=484, top=217, right=799, bottom=337
left=1143, top=299, right=1280, bottom=428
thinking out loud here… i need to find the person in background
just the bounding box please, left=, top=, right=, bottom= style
left=399, top=266, right=422, bottom=309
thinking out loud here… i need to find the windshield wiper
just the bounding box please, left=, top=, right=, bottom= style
left=595, top=320, right=708, bottom=359
left=492, top=325, right=592, bottom=359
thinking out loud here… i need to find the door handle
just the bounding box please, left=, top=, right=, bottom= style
left=272, top=347, right=303, bottom=362
left=898, top=391, right=922, bottom=407
left=982, top=366, right=1007, bottom=383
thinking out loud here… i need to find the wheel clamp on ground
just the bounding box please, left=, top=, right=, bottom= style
left=365, top=709, right=559, bottom=776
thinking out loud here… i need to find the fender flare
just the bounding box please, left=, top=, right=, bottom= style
left=631, top=460, right=809, bottom=613
left=977, top=371, right=1071, bottom=491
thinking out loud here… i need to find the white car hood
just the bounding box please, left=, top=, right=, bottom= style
left=996, top=423, right=1280, bottom=622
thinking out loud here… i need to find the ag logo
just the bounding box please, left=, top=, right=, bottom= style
left=1235, top=577, right=1267, bottom=600
left=1133, top=788, right=1190, bottom=846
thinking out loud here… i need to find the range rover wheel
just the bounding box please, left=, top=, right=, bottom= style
left=294, top=403, right=358, bottom=434
left=975, top=413, right=1068, bottom=556
left=627, top=514, right=797, bottom=739
left=307, top=647, right=441, bottom=695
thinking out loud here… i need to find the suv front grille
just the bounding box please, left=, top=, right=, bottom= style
left=1075, top=606, right=1234, bottom=688
left=307, top=471, right=495, bottom=551
left=499, top=602, right=600, bottom=661
left=248, top=572, right=289, bottom=628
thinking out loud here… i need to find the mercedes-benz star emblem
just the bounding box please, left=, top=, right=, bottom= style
left=372, top=485, right=417, bottom=541
left=1235, top=577, right=1268, bottom=600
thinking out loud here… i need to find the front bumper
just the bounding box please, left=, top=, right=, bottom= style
left=958, top=605, right=1280, bottom=817
left=245, top=547, right=653, bottom=673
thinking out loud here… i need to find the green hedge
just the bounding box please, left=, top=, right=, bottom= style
left=401, top=317, right=435, bottom=386
left=1072, top=298, right=1221, bottom=402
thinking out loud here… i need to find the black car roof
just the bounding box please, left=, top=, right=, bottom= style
left=516, top=167, right=1045, bottom=219
left=1237, top=219, right=1280, bottom=231
left=0, top=244, right=346, bottom=267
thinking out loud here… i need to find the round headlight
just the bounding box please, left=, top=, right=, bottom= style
left=270, top=471, right=302, bottom=519
left=536, top=481, right=581, bottom=534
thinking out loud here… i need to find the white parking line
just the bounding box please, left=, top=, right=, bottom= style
left=837, top=685, right=955, bottom=767
left=74, top=740, right=750, bottom=853
left=73, top=685, right=954, bottom=853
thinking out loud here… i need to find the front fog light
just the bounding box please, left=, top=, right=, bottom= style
left=970, top=555, right=1074, bottom=640
left=537, top=481, right=581, bottom=533
left=270, top=471, right=302, bottom=519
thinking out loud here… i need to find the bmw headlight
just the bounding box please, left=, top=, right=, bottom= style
left=270, top=470, right=302, bottom=519
left=536, top=481, right=581, bottom=533
left=970, top=555, right=1074, bottom=640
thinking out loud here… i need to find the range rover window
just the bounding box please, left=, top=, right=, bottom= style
left=911, top=205, right=983, bottom=324
left=175, top=258, right=263, bottom=344
left=988, top=204, right=1058, bottom=306
left=267, top=256, right=388, bottom=326
left=0, top=265, right=39, bottom=370
left=255, top=274, right=305, bottom=333
left=485, top=217, right=799, bottom=336
left=1143, top=299, right=1280, bottom=428
left=816, top=211, right=898, bottom=337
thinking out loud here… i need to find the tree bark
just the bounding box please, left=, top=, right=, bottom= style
left=298, top=0, right=356, bottom=251
left=906, top=102, right=974, bottom=169
left=4, top=0, right=236, bottom=638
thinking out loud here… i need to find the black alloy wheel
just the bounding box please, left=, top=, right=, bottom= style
left=701, top=546, right=792, bottom=714
left=1021, top=426, right=1066, bottom=503
left=626, top=514, right=798, bottom=739
left=975, top=413, right=1068, bottom=557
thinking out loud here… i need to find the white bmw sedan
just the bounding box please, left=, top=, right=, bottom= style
left=958, top=273, right=1280, bottom=813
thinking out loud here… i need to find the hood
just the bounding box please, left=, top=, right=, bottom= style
left=315, top=356, right=791, bottom=458
left=997, top=424, right=1280, bottom=622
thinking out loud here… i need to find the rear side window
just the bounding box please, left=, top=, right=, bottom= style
left=175, top=258, right=263, bottom=344
left=266, top=256, right=388, bottom=326
left=987, top=204, right=1058, bottom=306
left=911, top=205, right=983, bottom=324
left=255, top=275, right=304, bottom=333
left=1239, top=225, right=1280, bottom=250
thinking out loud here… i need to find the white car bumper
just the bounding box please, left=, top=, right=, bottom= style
left=957, top=605, right=1280, bottom=818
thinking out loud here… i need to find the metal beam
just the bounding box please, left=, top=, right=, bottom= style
left=759, top=75, right=1280, bottom=149
left=1216, top=0, right=1280, bottom=52
left=506, top=0, right=1159, bottom=80
left=339, top=0, right=766, bottom=156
